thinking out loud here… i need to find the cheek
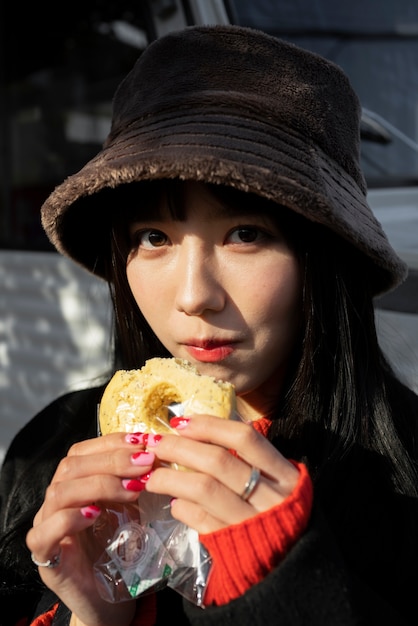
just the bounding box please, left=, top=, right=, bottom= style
left=126, top=261, right=141, bottom=304
left=251, top=256, right=302, bottom=324
left=126, top=261, right=176, bottom=344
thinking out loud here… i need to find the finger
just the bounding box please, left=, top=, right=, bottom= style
left=147, top=428, right=296, bottom=508
left=53, top=445, right=154, bottom=484
left=149, top=438, right=266, bottom=504
left=169, top=495, right=226, bottom=534
left=147, top=466, right=255, bottom=528
left=168, top=415, right=299, bottom=492
left=66, top=432, right=148, bottom=458
left=39, top=472, right=147, bottom=520
left=27, top=505, right=101, bottom=573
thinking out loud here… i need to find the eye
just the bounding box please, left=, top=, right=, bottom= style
left=227, top=226, right=264, bottom=244
left=131, top=228, right=168, bottom=249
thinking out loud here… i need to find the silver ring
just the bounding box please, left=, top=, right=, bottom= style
left=240, top=466, right=261, bottom=501
left=31, top=550, right=61, bottom=569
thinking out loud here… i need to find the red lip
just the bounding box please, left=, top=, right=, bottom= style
left=183, top=339, right=235, bottom=363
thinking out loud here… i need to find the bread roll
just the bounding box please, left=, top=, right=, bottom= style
left=98, top=357, right=236, bottom=436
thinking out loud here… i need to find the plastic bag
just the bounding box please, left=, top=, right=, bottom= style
left=92, top=401, right=213, bottom=606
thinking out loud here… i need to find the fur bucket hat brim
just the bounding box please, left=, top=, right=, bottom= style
left=41, top=24, right=407, bottom=295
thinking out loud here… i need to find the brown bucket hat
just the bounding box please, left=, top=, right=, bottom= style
left=41, top=24, right=407, bottom=295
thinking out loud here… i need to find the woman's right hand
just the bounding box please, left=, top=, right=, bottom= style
left=26, top=432, right=154, bottom=626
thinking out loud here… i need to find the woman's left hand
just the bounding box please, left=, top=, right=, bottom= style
left=144, top=414, right=299, bottom=533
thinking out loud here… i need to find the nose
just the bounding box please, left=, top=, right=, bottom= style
left=174, top=241, right=225, bottom=316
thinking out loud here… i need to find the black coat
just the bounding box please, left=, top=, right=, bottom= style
left=0, top=386, right=417, bottom=626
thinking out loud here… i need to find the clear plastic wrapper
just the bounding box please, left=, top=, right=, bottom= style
left=93, top=501, right=178, bottom=603
left=93, top=401, right=215, bottom=606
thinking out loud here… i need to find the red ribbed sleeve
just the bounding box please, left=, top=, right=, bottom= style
left=28, top=594, right=156, bottom=626
left=200, top=461, right=313, bottom=606
left=29, top=603, right=58, bottom=625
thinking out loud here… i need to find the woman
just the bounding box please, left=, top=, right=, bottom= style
left=1, top=24, right=417, bottom=626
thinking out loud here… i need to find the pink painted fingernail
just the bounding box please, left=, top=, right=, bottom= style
left=146, top=434, right=162, bottom=447
left=169, top=417, right=190, bottom=430
left=122, top=478, right=145, bottom=491
left=125, top=433, right=147, bottom=445
left=80, top=505, right=101, bottom=519
left=122, top=473, right=151, bottom=491
left=131, top=451, right=155, bottom=466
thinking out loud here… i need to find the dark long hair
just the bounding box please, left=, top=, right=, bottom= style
left=105, top=180, right=418, bottom=499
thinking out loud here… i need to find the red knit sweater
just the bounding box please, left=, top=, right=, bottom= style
left=28, top=417, right=313, bottom=625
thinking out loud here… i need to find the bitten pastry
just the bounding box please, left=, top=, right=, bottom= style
left=98, top=357, right=236, bottom=436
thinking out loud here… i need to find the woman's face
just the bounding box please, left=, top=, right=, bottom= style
left=126, top=182, right=302, bottom=419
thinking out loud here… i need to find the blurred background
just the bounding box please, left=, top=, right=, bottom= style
left=1, top=0, right=417, bottom=462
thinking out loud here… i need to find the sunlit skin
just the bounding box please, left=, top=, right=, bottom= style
left=25, top=181, right=304, bottom=626
left=126, top=181, right=302, bottom=422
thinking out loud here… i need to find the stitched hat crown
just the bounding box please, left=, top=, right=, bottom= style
left=109, top=26, right=364, bottom=191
